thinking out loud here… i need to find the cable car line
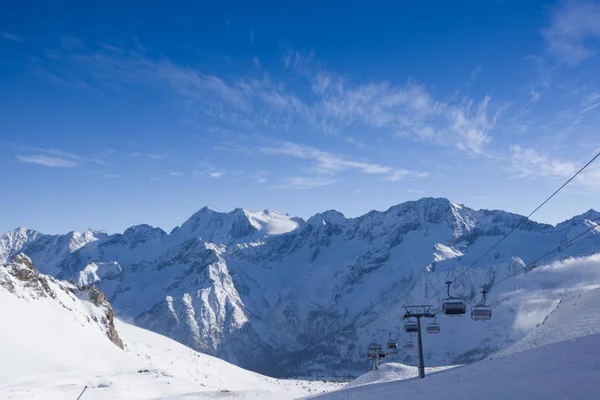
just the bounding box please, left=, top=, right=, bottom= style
left=423, top=149, right=600, bottom=307
left=485, top=219, right=600, bottom=293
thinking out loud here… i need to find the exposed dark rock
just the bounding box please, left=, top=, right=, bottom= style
left=78, top=284, right=124, bottom=349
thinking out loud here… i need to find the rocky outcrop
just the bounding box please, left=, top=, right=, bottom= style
left=8, top=252, right=40, bottom=281
left=78, top=284, right=124, bottom=349
left=1, top=253, right=123, bottom=349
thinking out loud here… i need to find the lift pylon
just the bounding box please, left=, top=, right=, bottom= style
left=403, top=305, right=435, bottom=379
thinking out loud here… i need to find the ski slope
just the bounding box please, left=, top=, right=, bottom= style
left=308, top=284, right=600, bottom=400
left=308, top=333, right=600, bottom=400
left=345, top=363, right=456, bottom=389
left=0, top=274, right=342, bottom=399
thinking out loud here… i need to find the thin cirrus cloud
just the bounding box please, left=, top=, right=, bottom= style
left=508, top=145, right=600, bottom=190
left=39, top=39, right=498, bottom=156
left=14, top=146, right=109, bottom=168
left=193, top=170, right=225, bottom=178
left=268, top=176, right=336, bottom=190
left=261, top=141, right=429, bottom=181
left=1, top=31, right=24, bottom=43
left=541, top=0, right=600, bottom=65
left=131, top=152, right=168, bottom=160
left=15, top=155, right=78, bottom=168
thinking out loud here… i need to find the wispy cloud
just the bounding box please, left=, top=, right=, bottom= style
left=60, top=35, right=87, bottom=50
left=541, top=0, right=600, bottom=65
left=193, top=169, right=225, bottom=178
left=282, top=47, right=315, bottom=72
left=100, top=43, right=125, bottom=53
left=509, top=145, right=576, bottom=178
left=581, top=102, right=600, bottom=114
left=508, top=145, right=600, bottom=189
left=529, top=89, right=541, bottom=103
left=16, top=155, right=78, bottom=167
left=309, top=73, right=497, bottom=154
left=269, top=176, right=336, bottom=190
left=262, top=141, right=428, bottom=181
left=1, top=31, right=24, bottom=43
left=213, top=142, right=256, bottom=155
left=131, top=152, right=168, bottom=160
left=42, top=41, right=498, bottom=155
left=14, top=146, right=107, bottom=168
left=169, top=172, right=183, bottom=177
left=19, top=146, right=105, bottom=164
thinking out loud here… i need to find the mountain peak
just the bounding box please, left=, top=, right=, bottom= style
left=172, top=206, right=299, bottom=244
left=122, top=224, right=167, bottom=243
left=307, top=210, right=347, bottom=226
left=581, top=209, right=600, bottom=220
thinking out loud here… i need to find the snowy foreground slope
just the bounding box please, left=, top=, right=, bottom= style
left=307, top=333, right=600, bottom=400
left=1, top=198, right=600, bottom=376
left=308, top=270, right=600, bottom=399
left=0, top=256, right=342, bottom=399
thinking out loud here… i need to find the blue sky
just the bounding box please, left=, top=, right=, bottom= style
left=1, top=0, right=600, bottom=234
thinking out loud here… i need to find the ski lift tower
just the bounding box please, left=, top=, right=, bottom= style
left=367, top=342, right=382, bottom=371
left=403, top=305, right=435, bottom=379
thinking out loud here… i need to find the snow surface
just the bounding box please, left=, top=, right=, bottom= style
left=307, top=334, right=600, bottom=400
left=308, top=287, right=600, bottom=400
left=0, top=266, right=342, bottom=399
left=2, top=198, right=600, bottom=376
left=344, top=363, right=456, bottom=389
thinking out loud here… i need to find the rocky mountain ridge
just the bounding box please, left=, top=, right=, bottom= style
left=0, top=253, right=123, bottom=349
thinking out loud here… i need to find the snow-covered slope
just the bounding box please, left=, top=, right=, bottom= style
left=0, top=255, right=342, bottom=399
left=170, top=207, right=300, bottom=244
left=495, top=278, right=600, bottom=358
left=344, top=363, right=456, bottom=389
left=307, top=333, right=600, bottom=400
left=1, top=198, right=599, bottom=377
left=309, top=284, right=600, bottom=400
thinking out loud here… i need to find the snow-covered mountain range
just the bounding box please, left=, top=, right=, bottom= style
left=2, top=198, right=599, bottom=377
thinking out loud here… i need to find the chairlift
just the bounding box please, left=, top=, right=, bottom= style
left=426, top=316, right=441, bottom=334
left=404, top=340, right=415, bottom=350
left=404, top=319, right=419, bottom=333
left=387, top=333, right=399, bottom=350
left=471, top=289, right=492, bottom=321
left=368, top=342, right=382, bottom=352
left=377, top=351, right=386, bottom=359
left=442, top=281, right=466, bottom=316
